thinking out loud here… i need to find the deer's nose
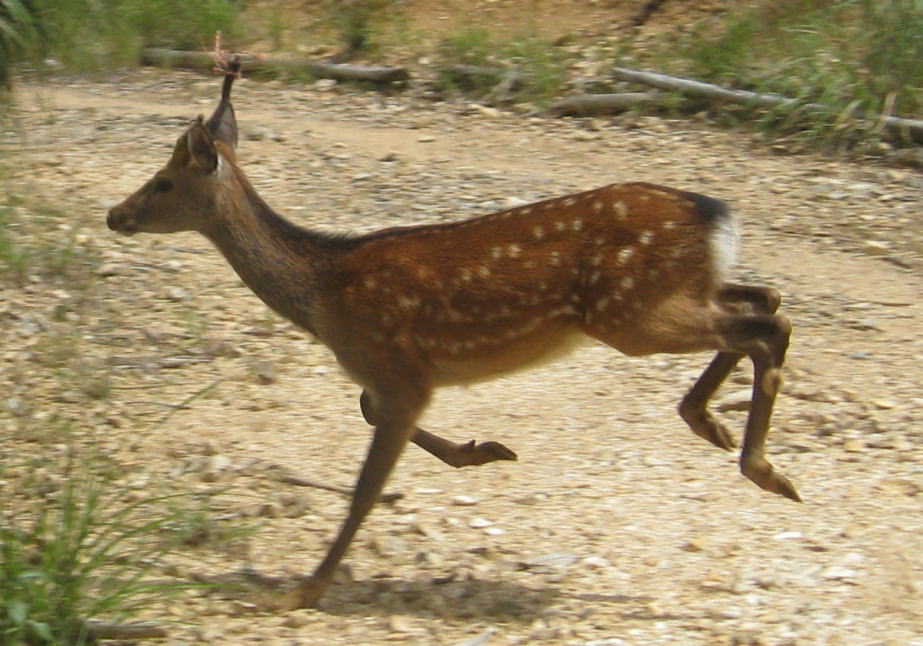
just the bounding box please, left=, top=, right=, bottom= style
left=107, top=207, right=137, bottom=235
left=106, top=209, right=119, bottom=231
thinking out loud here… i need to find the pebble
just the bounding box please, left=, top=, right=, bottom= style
left=862, top=240, right=891, bottom=255
left=254, top=360, right=278, bottom=384
left=388, top=615, right=417, bottom=633
left=451, top=494, right=479, bottom=506
left=820, top=565, right=858, bottom=580
left=715, top=389, right=753, bottom=411
left=164, top=286, right=188, bottom=302
left=282, top=612, right=311, bottom=629
left=581, top=555, right=611, bottom=569
left=843, top=439, right=866, bottom=452
left=96, top=262, right=122, bottom=277
left=314, top=79, right=337, bottom=91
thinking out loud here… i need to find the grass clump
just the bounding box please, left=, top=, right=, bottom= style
left=659, top=0, right=923, bottom=149
left=437, top=26, right=567, bottom=105
left=0, top=199, right=99, bottom=289
left=324, top=0, right=405, bottom=59
left=0, top=449, right=196, bottom=645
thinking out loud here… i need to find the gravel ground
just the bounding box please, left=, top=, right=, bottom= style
left=2, top=69, right=922, bottom=645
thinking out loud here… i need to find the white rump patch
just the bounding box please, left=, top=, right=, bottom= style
left=708, top=214, right=740, bottom=283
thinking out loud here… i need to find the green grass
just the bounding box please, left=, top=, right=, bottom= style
left=0, top=206, right=29, bottom=282
left=0, top=448, right=197, bottom=645
left=437, top=26, right=567, bottom=105
left=0, top=199, right=99, bottom=288
left=1, top=0, right=242, bottom=82
left=651, top=0, right=923, bottom=150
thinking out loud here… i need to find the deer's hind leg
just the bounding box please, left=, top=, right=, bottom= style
left=586, top=293, right=798, bottom=501
left=679, top=284, right=782, bottom=451
left=717, top=311, right=799, bottom=501
left=360, top=391, right=518, bottom=468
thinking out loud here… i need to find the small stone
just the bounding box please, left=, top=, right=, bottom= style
left=680, top=539, right=706, bottom=552
left=468, top=517, right=493, bottom=529
left=862, top=240, right=891, bottom=255
left=200, top=454, right=232, bottom=482
left=472, top=104, right=502, bottom=118
left=282, top=612, right=310, bottom=628
left=843, top=439, right=866, bottom=452
left=369, top=535, right=408, bottom=557
left=519, top=552, right=578, bottom=570
left=96, top=262, right=122, bottom=277
left=715, top=389, right=753, bottom=411
left=452, top=495, right=479, bottom=506
left=164, top=286, right=188, bottom=302
left=581, top=555, right=611, bottom=569
left=388, top=615, right=416, bottom=633
left=820, top=565, right=857, bottom=580
left=254, top=360, right=277, bottom=384
left=194, top=625, right=223, bottom=641
left=257, top=501, right=282, bottom=518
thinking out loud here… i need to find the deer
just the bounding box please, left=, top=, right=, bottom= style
left=106, top=58, right=799, bottom=608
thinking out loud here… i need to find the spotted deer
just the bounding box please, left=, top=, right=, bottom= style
left=106, top=60, right=799, bottom=608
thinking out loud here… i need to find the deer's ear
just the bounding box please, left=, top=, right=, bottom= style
left=169, top=131, right=191, bottom=167
left=205, top=74, right=238, bottom=153
left=186, top=116, right=218, bottom=172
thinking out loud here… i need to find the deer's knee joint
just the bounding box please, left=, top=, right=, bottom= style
left=763, top=288, right=783, bottom=314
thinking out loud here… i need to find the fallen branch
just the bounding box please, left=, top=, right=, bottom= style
left=611, top=66, right=923, bottom=142
left=547, top=92, right=660, bottom=117
left=141, top=48, right=409, bottom=84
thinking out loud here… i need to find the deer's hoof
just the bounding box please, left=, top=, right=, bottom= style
left=457, top=439, right=518, bottom=466
left=741, top=456, right=801, bottom=502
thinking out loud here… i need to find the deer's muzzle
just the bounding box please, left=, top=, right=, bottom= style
left=107, top=207, right=137, bottom=235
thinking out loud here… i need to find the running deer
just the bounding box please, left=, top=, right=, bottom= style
left=107, top=61, right=799, bottom=608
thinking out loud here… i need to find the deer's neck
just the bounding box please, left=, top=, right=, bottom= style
left=204, top=176, right=340, bottom=337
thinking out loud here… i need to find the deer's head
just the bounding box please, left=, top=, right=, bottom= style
left=107, top=72, right=239, bottom=236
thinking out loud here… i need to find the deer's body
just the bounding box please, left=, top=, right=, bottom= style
left=107, top=61, right=800, bottom=609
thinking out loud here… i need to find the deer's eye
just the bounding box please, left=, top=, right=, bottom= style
left=153, top=178, right=173, bottom=193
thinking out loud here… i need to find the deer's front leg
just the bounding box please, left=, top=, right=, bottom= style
left=360, top=390, right=518, bottom=468
left=285, top=386, right=427, bottom=608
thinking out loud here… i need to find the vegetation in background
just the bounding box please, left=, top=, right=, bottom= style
left=0, top=0, right=241, bottom=82
left=437, top=26, right=567, bottom=106
left=0, top=0, right=38, bottom=88
left=653, top=0, right=923, bottom=150
left=324, top=0, right=404, bottom=59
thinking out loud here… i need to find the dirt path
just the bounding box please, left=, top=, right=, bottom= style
left=4, top=70, right=923, bottom=645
